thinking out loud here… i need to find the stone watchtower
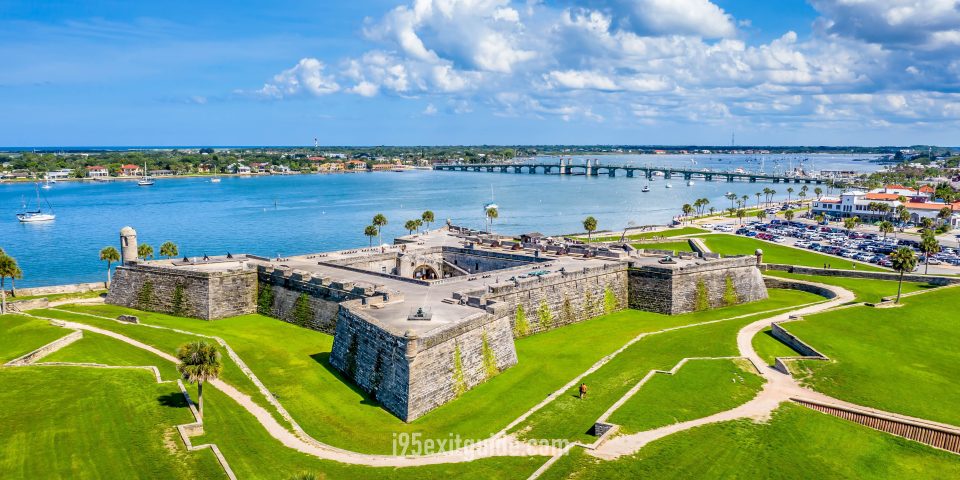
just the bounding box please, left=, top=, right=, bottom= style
left=120, top=226, right=138, bottom=265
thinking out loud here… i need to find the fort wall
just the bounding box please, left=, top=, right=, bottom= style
left=629, top=256, right=768, bottom=314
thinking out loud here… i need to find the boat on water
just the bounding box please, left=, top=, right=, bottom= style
left=17, top=184, right=56, bottom=223
left=137, top=161, right=155, bottom=186
left=665, top=183, right=673, bottom=188
left=41, top=178, right=52, bottom=190
left=211, top=177, right=222, bottom=183
left=641, top=185, right=651, bottom=192
left=687, top=180, right=695, bottom=186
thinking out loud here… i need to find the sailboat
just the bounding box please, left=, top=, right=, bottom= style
left=41, top=177, right=52, bottom=189
left=17, top=184, right=56, bottom=222
left=483, top=184, right=498, bottom=211
left=137, top=161, right=155, bottom=186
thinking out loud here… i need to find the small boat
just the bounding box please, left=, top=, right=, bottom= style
left=137, top=161, right=155, bottom=186
left=211, top=177, right=222, bottom=183
left=665, top=183, right=673, bottom=189
left=687, top=180, right=695, bottom=186
left=641, top=185, right=651, bottom=192
left=41, top=178, right=52, bottom=190
left=17, top=184, right=56, bottom=222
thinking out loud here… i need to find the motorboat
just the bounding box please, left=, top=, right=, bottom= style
left=211, top=177, right=222, bottom=183
left=641, top=185, right=651, bottom=192
left=665, top=183, right=673, bottom=188
left=687, top=180, right=695, bottom=186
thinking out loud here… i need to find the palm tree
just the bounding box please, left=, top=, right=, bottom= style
left=755, top=192, right=762, bottom=209
left=756, top=210, right=766, bottom=221
left=421, top=210, right=435, bottom=230
left=889, top=247, right=918, bottom=303
left=372, top=214, right=388, bottom=245
left=736, top=209, right=746, bottom=225
left=137, top=243, right=154, bottom=260
left=769, top=189, right=777, bottom=205
left=787, top=187, right=794, bottom=203
left=798, top=189, right=807, bottom=207
left=814, top=187, right=823, bottom=200
left=741, top=195, right=749, bottom=209
left=725, top=192, right=737, bottom=210
left=920, top=217, right=934, bottom=232
left=404, top=219, right=418, bottom=234
left=682, top=203, right=694, bottom=222
left=699, top=198, right=710, bottom=215
left=709, top=207, right=715, bottom=216
left=414, top=219, right=423, bottom=233
left=485, top=206, right=499, bottom=232
left=784, top=210, right=795, bottom=222
left=99, top=246, right=120, bottom=286
left=879, top=221, right=894, bottom=240
left=363, top=225, right=378, bottom=247
left=0, top=253, right=23, bottom=314
left=176, top=341, right=223, bottom=421
left=920, top=232, right=941, bottom=275
left=937, top=207, right=953, bottom=229
left=583, top=216, right=598, bottom=241
left=814, top=213, right=826, bottom=224
left=159, top=241, right=179, bottom=259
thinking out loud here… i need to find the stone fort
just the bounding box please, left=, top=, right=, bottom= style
left=107, top=225, right=767, bottom=421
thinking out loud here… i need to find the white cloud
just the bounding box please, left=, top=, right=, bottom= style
left=246, top=0, right=960, bottom=131
left=256, top=58, right=339, bottom=98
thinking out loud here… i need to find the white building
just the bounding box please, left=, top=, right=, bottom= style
left=227, top=163, right=251, bottom=175
left=812, top=184, right=959, bottom=227
left=45, top=168, right=74, bottom=180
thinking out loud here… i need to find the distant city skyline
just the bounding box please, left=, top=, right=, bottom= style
left=2, top=1, right=959, bottom=146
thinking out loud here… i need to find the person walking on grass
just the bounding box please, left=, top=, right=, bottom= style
left=579, top=383, right=588, bottom=400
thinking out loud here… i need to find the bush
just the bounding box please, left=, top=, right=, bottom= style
left=171, top=283, right=185, bottom=316
left=562, top=297, right=574, bottom=324
left=136, top=281, right=153, bottom=310
left=723, top=276, right=739, bottom=307
left=603, top=286, right=618, bottom=314
left=513, top=304, right=529, bottom=337
left=257, top=283, right=274, bottom=315
left=583, top=290, right=596, bottom=318
left=538, top=301, right=553, bottom=330
left=695, top=279, right=710, bottom=311
left=293, top=293, right=313, bottom=327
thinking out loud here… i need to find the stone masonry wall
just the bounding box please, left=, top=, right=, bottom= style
left=329, top=303, right=411, bottom=420
left=256, top=267, right=373, bottom=334
left=107, top=264, right=256, bottom=320
left=328, top=301, right=519, bottom=422
left=629, top=256, right=768, bottom=315
left=477, top=265, right=629, bottom=337
left=406, top=308, right=517, bottom=421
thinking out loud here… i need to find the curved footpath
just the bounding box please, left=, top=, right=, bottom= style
left=16, top=280, right=956, bottom=470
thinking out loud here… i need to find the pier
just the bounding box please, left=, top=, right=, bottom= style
left=433, top=160, right=828, bottom=184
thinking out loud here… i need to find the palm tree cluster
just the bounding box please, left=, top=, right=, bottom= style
left=367, top=213, right=388, bottom=246
left=0, top=248, right=23, bottom=314
left=403, top=218, right=423, bottom=235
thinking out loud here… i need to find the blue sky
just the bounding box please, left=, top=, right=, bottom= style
left=1, top=0, right=958, bottom=146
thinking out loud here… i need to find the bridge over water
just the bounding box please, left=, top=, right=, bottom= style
left=433, top=160, right=828, bottom=184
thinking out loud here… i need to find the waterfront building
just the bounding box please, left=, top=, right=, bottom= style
left=119, top=164, right=142, bottom=177
left=85, top=166, right=109, bottom=178
left=812, top=184, right=959, bottom=226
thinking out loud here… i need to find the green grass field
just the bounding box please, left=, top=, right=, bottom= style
left=539, top=404, right=960, bottom=480
left=8, top=289, right=106, bottom=302
left=0, top=314, right=71, bottom=362
left=632, top=241, right=693, bottom=253
left=607, top=359, right=764, bottom=433
left=44, top=330, right=181, bottom=380
left=698, top=234, right=887, bottom=271
left=752, top=327, right=803, bottom=365
left=763, top=270, right=937, bottom=303
left=591, top=227, right=706, bottom=242
left=512, top=289, right=823, bottom=443
left=788, top=286, right=960, bottom=426
left=0, top=367, right=224, bottom=479
left=51, top=295, right=805, bottom=454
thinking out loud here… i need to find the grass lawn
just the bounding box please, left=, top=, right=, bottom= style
left=195, top=385, right=547, bottom=480
left=752, top=327, right=803, bottom=366
left=53, top=289, right=819, bottom=454
left=591, top=227, right=706, bottom=242
left=539, top=404, right=960, bottom=480
left=631, top=241, right=693, bottom=253
left=512, top=289, right=823, bottom=443
left=27, top=308, right=272, bottom=422
left=44, top=329, right=181, bottom=380
left=608, top=359, right=764, bottom=433
left=788, top=286, right=960, bottom=426
left=8, top=289, right=106, bottom=302
left=0, top=367, right=224, bottom=479
left=698, top=234, right=887, bottom=271
left=763, top=270, right=938, bottom=303
left=0, top=314, right=72, bottom=362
